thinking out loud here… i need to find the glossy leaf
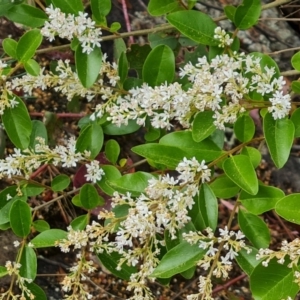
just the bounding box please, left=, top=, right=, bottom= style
left=24, top=283, right=46, bottom=300
left=240, top=146, right=261, bottom=168
left=234, top=0, right=261, bottom=30
left=223, top=155, right=258, bottom=195
left=127, top=44, right=151, bottom=78
left=192, top=111, right=216, bottom=142
left=167, top=11, right=218, bottom=46
left=0, top=266, right=8, bottom=277
left=10, top=200, right=31, bottom=238
left=19, top=246, right=37, bottom=280
left=103, top=120, right=140, bottom=135
left=24, top=59, right=40, bottom=76
left=21, top=183, right=44, bottom=197
left=70, top=215, right=88, bottom=231
left=105, top=140, right=120, bottom=164
left=2, top=38, right=17, bottom=58
left=97, top=165, right=122, bottom=196
left=143, top=45, right=175, bottom=87
left=16, top=29, right=42, bottom=63
left=118, top=52, right=128, bottom=84
left=109, top=172, right=155, bottom=197
left=238, top=209, right=270, bottom=249
left=32, top=220, right=50, bottom=232
left=31, top=229, right=68, bottom=248
left=291, top=107, right=300, bottom=137
left=29, top=120, right=48, bottom=150
left=159, top=131, right=222, bottom=162
left=76, top=123, right=103, bottom=159
left=51, top=0, right=84, bottom=15
left=151, top=241, right=206, bottom=278
left=291, top=81, right=300, bottom=94
left=250, top=259, right=299, bottom=300
left=6, top=4, right=47, bottom=27
left=91, top=0, right=111, bottom=21
left=98, top=250, right=137, bottom=281
left=79, top=183, right=104, bottom=210
left=3, top=95, right=32, bottom=150
left=132, top=144, right=187, bottom=169
left=234, top=114, right=255, bottom=142
left=76, top=45, right=102, bottom=88
left=51, top=174, right=70, bottom=192
left=198, top=183, right=218, bottom=231
left=291, top=51, right=300, bottom=72
left=224, top=5, right=236, bottom=22
left=148, top=32, right=178, bottom=50
left=264, top=112, right=294, bottom=168
left=209, top=175, right=240, bottom=199
left=148, top=0, right=179, bottom=16
left=240, top=184, right=284, bottom=215
left=276, top=194, right=300, bottom=224
left=235, top=246, right=261, bottom=276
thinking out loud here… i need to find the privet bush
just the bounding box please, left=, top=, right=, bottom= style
left=0, top=0, right=299, bottom=299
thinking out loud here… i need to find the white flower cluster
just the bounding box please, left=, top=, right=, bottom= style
left=183, top=227, right=250, bottom=298
left=214, top=26, right=233, bottom=48
left=0, top=137, right=104, bottom=180
left=41, top=5, right=102, bottom=54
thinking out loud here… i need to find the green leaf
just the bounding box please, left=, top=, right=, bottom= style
left=3, top=95, right=32, bottom=150
left=159, top=131, right=222, bottom=162
left=0, top=266, right=8, bottom=278
left=235, top=246, right=262, bottom=276
left=209, top=175, right=240, bottom=199
left=249, top=52, right=280, bottom=78
left=102, top=120, right=140, bottom=135
left=79, top=183, right=104, bottom=210
left=29, top=120, right=48, bottom=150
left=75, top=45, right=102, bottom=88
left=127, top=44, right=151, bottom=78
left=2, top=38, right=17, bottom=58
left=192, top=111, right=216, bottom=142
left=113, top=38, right=127, bottom=61
left=291, top=107, right=300, bottom=137
left=98, top=250, right=137, bottom=281
left=234, top=114, right=255, bottom=142
left=118, top=52, right=128, bottom=84
left=198, top=183, right=218, bottom=231
left=76, top=123, right=103, bottom=159
left=223, top=155, right=258, bottom=195
left=91, top=0, right=111, bottom=21
left=6, top=4, right=47, bottom=27
left=132, top=144, right=187, bottom=169
left=151, top=241, right=206, bottom=278
left=250, top=259, right=300, bottom=300
left=148, top=0, right=179, bottom=16
left=224, top=5, right=236, bottom=22
left=167, top=11, right=218, bottom=46
left=234, top=0, right=261, bottom=30
left=143, top=45, right=175, bottom=87
left=51, top=0, right=84, bottom=15
left=16, top=29, right=42, bottom=63
left=148, top=32, right=178, bottom=50
left=238, top=209, right=270, bottom=249
left=24, top=282, right=46, bottom=300
left=51, top=174, right=70, bottom=192
left=21, top=183, right=44, bottom=197
left=30, top=229, right=68, bottom=248
left=105, top=140, right=120, bottom=164
left=19, top=246, right=37, bottom=280
left=70, top=214, right=88, bottom=231
left=291, top=81, right=300, bottom=94
left=291, top=51, right=300, bottom=72
left=240, top=146, right=261, bottom=168
left=240, top=184, right=284, bottom=215
left=32, top=220, right=50, bottom=232
left=72, top=194, right=82, bottom=207
left=10, top=200, right=31, bottom=238
left=275, top=193, right=300, bottom=224
left=97, top=165, right=122, bottom=196
left=24, top=59, right=40, bottom=76
left=263, top=113, right=295, bottom=168
left=109, top=172, right=155, bottom=197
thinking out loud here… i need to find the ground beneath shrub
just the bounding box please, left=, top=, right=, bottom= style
left=2, top=0, right=300, bottom=299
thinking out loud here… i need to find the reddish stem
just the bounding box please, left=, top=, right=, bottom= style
left=30, top=112, right=85, bottom=118
left=121, top=0, right=134, bottom=44
left=30, top=164, right=48, bottom=179
left=212, top=273, right=247, bottom=295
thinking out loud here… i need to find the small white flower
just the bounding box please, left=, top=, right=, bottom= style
left=84, top=160, right=105, bottom=183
